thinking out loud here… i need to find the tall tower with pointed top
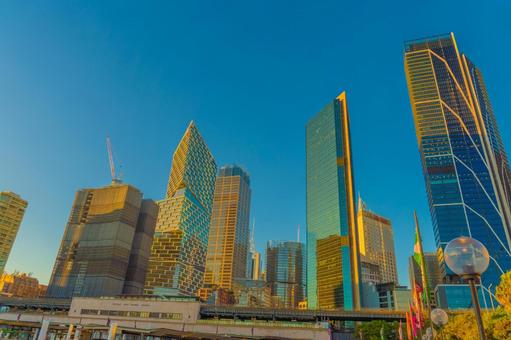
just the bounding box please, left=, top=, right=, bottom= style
left=144, top=122, right=217, bottom=296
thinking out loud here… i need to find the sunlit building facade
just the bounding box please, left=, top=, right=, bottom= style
left=357, top=197, right=398, bottom=285
left=0, top=192, right=27, bottom=274
left=203, top=165, right=251, bottom=299
left=145, top=122, right=217, bottom=296
left=305, top=92, right=361, bottom=310
left=404, top=33, right=511, bottom=289
left=47, top=183, right=158, bottom=298
left=265, top=240, right=305, bottom=308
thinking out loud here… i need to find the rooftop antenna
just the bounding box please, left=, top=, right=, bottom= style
left=106, top=136, right=122, bottom=185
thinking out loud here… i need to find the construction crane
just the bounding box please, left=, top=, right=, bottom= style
left=106, top=136, right=122, bottom=184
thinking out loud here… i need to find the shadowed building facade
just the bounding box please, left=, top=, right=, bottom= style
left=404, top=33, right=511, bottom=289
left=202, top=165, right=251, bottom=300
left=266, top=240, right=305, bottom=308
left=145, top=122, right=217, bottom=296
left=357, top=197, right=398, bottom=285
left=305, top=92, right=361, bottom=310
left=46, top=183, right=157, bottom=298
left=0, top=192, right=28, bottom=274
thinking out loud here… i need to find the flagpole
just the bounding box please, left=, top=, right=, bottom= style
left=414, top=211, right=431, bottom=313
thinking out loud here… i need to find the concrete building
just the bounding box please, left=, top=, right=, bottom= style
left=266, top=240, right=305, bottom=308
left=306, top=92, right=361, bottom=310
left=46, top=183, right=157, bottom=298
left=0, top=272, right=41, bottom=298
left=0, top=192, right=28, bottom=274
left=145, top=122, right=217, bottom=297
left=202, top=165, right=251, bottom=300
left=377, top=283, right=411, bottom=311
left=232, top=278, right=271, bottom=307
left=357, top=197, right=398, bottom=285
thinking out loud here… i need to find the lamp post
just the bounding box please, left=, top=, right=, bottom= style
left=444, top=236, right=489, bottom=340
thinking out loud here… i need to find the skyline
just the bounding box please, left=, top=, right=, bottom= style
left=2, top=1, right=511, bottom=287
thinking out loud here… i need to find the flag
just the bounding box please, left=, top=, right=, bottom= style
left=406, top=312, right=412, bottom=340
left=410, top=304, right=417, bottom=338
left=398, top=320, right=403, bottom=340
left=413, top=211, right=430, bottom=310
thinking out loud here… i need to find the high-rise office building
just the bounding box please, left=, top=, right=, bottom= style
left=409, top=252, right=443, bottom=306
left=47, top=183, right=158, bottom=298
left=357, top=197, right=398, bottom=285
left=0, top=192, right=27, bottom=274
left=203, top=165, right=251, bottom=298
left=404, top=33, right=511, bottom=289
left=265, top=240, right=305, bottom=308
left=306, top=92, right=361, bottom=310
left=247, top=222, right=262, bottom=281
left=145, top=122, right=217, bottom=296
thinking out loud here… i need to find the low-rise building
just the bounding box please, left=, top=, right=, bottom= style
left=0, top=272, right=41, bottom=298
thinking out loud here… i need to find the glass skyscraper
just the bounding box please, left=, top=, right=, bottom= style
left=306, top=92, right=361, bottom=310
left=202, top=165, right=251, bottom=299
left=144, top=121, right=217, bottom=296
left=0, top=192, right=27, bottom=274
left=265, top=240, right=305, bottom=308
left=404, top=33, right=511, bottom=289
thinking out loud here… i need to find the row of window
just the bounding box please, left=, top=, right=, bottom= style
left=80, top=309, right=182, bottom=320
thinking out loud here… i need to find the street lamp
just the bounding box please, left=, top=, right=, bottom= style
left=430, top=308, right=448, bottom=327
left=444, top=236, right=490, bottom=340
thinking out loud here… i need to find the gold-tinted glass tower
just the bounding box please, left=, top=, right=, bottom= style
left=357, top=197, right=398, bottom=285
left=145, top=122, right=217, bottom=296
left=202, top=165, right=251, bottom=297
left=305, top=92, right=361, bottom=310
left=0, top=192, right=28, bottom=274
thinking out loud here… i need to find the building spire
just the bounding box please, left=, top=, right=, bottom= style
left=297, top=224, right=300, bottom=243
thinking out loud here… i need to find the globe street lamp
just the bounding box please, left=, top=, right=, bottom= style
left=444, top=236, right=490, bottom=340
left=430, top=308, right=448, bottom=328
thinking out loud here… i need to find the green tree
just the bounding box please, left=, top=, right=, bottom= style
left=495, top=271, right=511, bottom=312
left=355, top=320, right=398, bottom=340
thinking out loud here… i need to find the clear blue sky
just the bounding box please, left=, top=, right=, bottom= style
left=2, top=1, right=510, bottom=286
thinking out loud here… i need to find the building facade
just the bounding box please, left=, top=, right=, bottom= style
left=202, top=165, right=251, bottom=298
left=265, top=240, right=305, bottom=308
left=357, top=197, right=398, bottom=285
left=0, top=192, right=28, bottom=274
left=232, top=278, right=271, bottom=307
left=145, top=122, right=217, bottom=297
left=47, top=183, right=157, bottom=298
left=0, top=272, right=41, bottom=298
left=306, top=92, right=361, bottom=310
left=404, top=33, right=511, bottom=289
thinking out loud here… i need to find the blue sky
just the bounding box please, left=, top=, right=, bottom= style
left=1, top=1, right=510, bottom=285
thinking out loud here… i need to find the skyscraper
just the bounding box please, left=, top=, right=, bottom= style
left=306, top=92, right=361, bottom=310
left=145, top=122, right=217, bottom=296
left=404, top=33, right=511, bottom=289
left=203, top=165, right=251, bottom=297
left=0, top=192, right=27, bottom=274
left=247, top=223, right=262, bottom=281
left=265, top=240, right=305, bottom=308
left=357, top=197, right=398, bottom=285
left=47, top=183, right=158, bottom=298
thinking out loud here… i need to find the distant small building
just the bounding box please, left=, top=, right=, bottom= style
left=0, top=272, right=41, bottom=298
left=374, top=283, right=411, bottom=311
left=232, top=278, right=271, bottom=307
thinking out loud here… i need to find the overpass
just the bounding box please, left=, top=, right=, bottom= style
left=0, top=296, right=405, bottom=322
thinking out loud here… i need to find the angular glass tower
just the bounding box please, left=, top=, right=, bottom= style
left=144, top=121, right=217, bottom=296
left=202, top=165, right=251, bottom=298
left=266, top=240, right=305, bottom=308
left=404, top=33, right=511, bottom=289
left=306, top=92, right=361, bottom=310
